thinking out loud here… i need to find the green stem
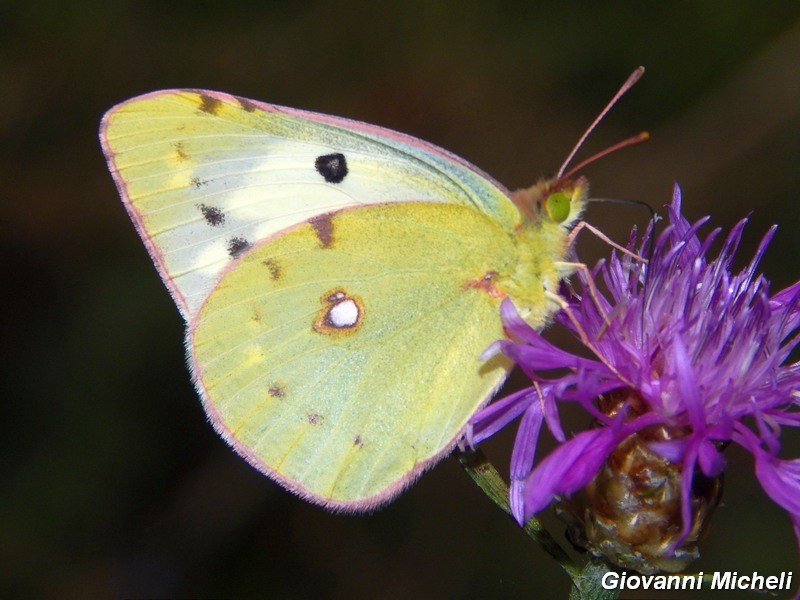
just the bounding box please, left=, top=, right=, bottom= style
left=568, top=560, right=620, bottom=600
left=456, top=447, right=574, bottom=570
left=456, top=447, right=620, bottom=600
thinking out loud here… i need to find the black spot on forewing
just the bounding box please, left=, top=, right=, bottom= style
left=191, top=177, right=209, bottom=189
left=198, top=93, right=223, bottom=115
left=227, top=237, right=251, bottom=258
left=307, top=413, right=323, bottom=426
left=315, top=153, right=348, bottom=184
left=309, top=214, right=334, bottom=248
left=199, top=204, right=225, bottom=227
left=236, top=96, right=257, bottom=112
left=262, top=258, right=282, bottom=280
left=268, top=384, right=285, bottom=398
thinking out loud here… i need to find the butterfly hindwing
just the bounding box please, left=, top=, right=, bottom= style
left=190, top=202, right=514, bottom=508
left=100, top=90, right=520, bottom=319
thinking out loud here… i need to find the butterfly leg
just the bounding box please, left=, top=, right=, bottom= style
left=544, top=283, right=633, bottom=387
left=567, top=221, right=648, bottom=264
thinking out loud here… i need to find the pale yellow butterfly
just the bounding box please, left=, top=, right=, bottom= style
left=99, top=70, right=641, bottom=510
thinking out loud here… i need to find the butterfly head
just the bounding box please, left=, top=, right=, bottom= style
left=511, top=174, right=589, bottom=232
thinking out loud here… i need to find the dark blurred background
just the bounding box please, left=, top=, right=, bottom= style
left=3, top=2, right=800, bottom=598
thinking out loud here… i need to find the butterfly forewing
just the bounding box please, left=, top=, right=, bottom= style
left=101, top=90, right=519, bottom=319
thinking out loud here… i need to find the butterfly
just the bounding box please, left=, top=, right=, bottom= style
left=99, top=71, right=641, bottom=511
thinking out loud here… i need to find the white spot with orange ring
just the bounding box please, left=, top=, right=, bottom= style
left=328, top=298, right=360, bottom=328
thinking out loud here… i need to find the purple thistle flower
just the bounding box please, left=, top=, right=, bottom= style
left=470, top=184, right=800, bottom=572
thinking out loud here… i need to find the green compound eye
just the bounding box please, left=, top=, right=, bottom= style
left=545, top=192, right=571, bottom=223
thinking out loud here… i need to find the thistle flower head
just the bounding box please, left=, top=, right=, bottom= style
left=470, top=185, right=800, bottom=572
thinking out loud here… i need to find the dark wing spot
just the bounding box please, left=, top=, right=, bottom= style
left=174, top=142, right=188, bottom=161
left=191, top=177, right=209, bottom=189
left=227, top=237, right=251, bottom=258
left=309, top=214, right=334, bottom=248
left=315, top=153, right=348, bottom=184
left=262, top=258, right=282, bottom=280
left=354, top=435, right=363, bottom=446
left=199, top=93, right=223, bottom=115
left=236, top=96, right=257, bottom=112
left=199, top=204, right=225, bottom=226
left=268, top=384, right=285, bottom=398
left=307, top=413, right=323, bottom=426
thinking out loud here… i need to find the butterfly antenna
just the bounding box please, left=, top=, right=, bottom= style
left=561, top=131, right=649, bottom=181
left=555, top=66, right=645, bottom=181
